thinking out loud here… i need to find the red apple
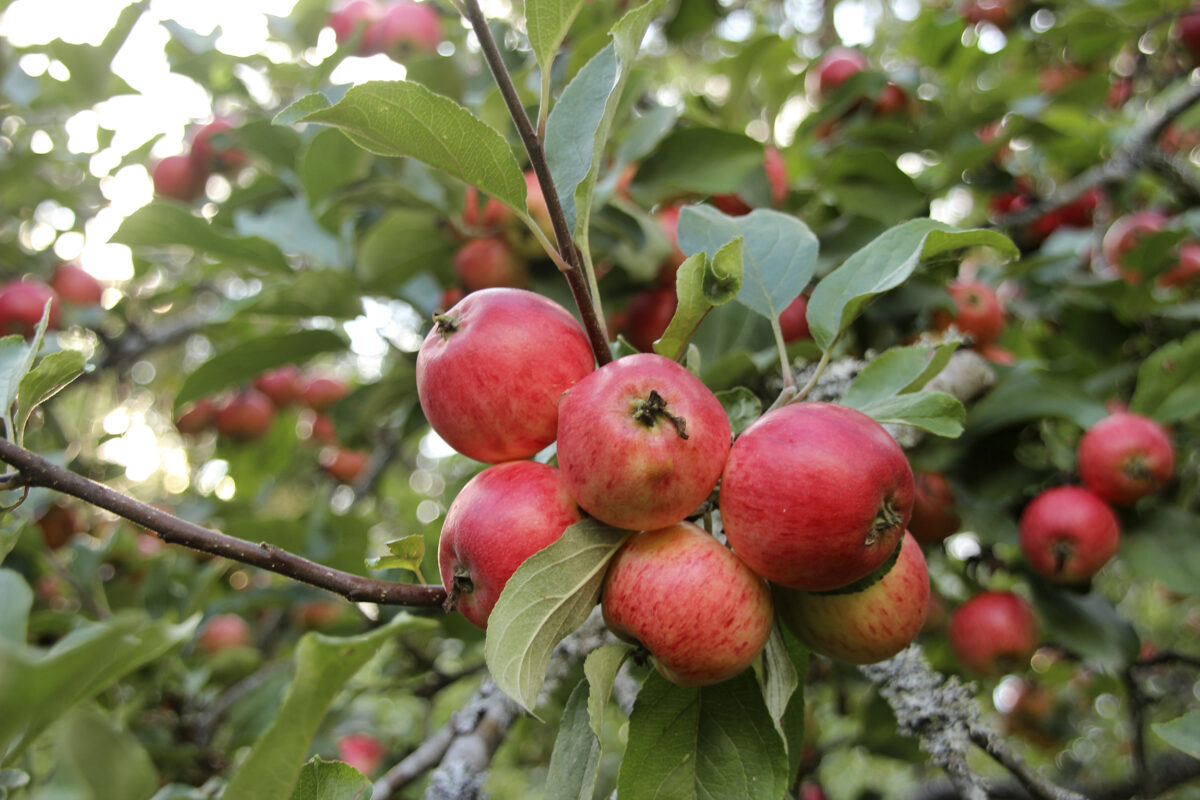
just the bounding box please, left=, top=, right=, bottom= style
left=814, top=47, right=868, bottom=100
left=622, top=287, right=677, bottom=352
left=329, top=0, right=380, bottom=45
left=216, top=389, right=276, bottom=441
left=416, top=288, right=595, bottom=463
left=948, top=591, right=1038, bottom=675
left=960, top=0, right=1014, bottom=28
left=778, top=294, right=810, bottom=343
left=1101, top=210, right=1170, bottom=282
left=175, top=397, right=218, bottom=434
left=295, top=600, right=344, bottom=630
left=337, top=733, right=386, bottom=776
left=1159, top=241, right=1200, bottom=288
left=190, top=118, right=246, bottom=173
left=778, top=532, right=929, bottom=665
left=453, top=237, right=527, bottom=292
left=50, top=263, right=103, bottom=306
left=254, top=365, right=303, bottom=408
left=523, top=170, right=555, bottom=243
left=710, top=193, right=752, bottom=217
left=1018, top=486, right=1120, bottom=584
left=978, top=343, right=1016, bottom=365
left=37, top=503, right=81, bottom=550
left=152, top=154, right=206, bottom=202
left=301, top=375, right=350, bottom=412
left=556, top=353, right=731, bottom=531
left=0, top=279, right=60, bottom=339
left=719, top=402, right=914, bottom=592
left=1057, top=187, right=1102, bottom=228
left=1106, top=76, right=1133, bottom=109
left=933, top=278, right=1005, bottom=346
left=873, top=82, right=909, bottom=116
left=764, top=146, right=788, bottom=206
left=462, top=185, right=511, bottom=233
left=1077, top=412, right=1174, bottom=506
left=1178, top=4, right=1200, bottom=63
left=197, top=613, right=251, bottom=654
left=600, top=521, right=773, bottom=686
left=320, top=446, right=370, bottom=484
left=908, top=471, right=960, bottom=545
left=309, top=412, right=338, bottom=443
left=439, top=461, right=582, bottom=628
left=363, top=0, right=443, bottom=56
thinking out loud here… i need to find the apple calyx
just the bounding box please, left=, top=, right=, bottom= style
left=443, top=567, right=473, bottom=613
left=868, top=500, right=904, bottom=546
left=630, top=390, right=689, bottom=440
left=432, top=312, right=460, bottom=336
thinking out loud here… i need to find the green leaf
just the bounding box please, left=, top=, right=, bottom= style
left=1030, top=582, right=1139, bottom=669
left=365, top=535, right=426, bottom=579
left=1121, top=508, right=1200, bottom=597
left=1129, top=329, right=1200, bottom=424
left=840, top=343, right=959, bottom=409
left=1153, top=710, right=1200, bottom=760
left=634, top=128, right=763, bottom=201
left=807, top=219, right=1018, bottom=351
left=356, top=208, right=457, bottom=295
left=544, top=680, right=603, bottom=800
left=0, top=336, right=30, bottom=442
left=678, top=206, right=819, bottom=321
left=299, top=125, right=373, bottom=207
left=484, top=519, right=631, bottom=715
left=585, top=642, right=633, bottom=738
left=234, top=197, right=344, bottom=268
left=853, top=391, right=965, bottom=438
left=0, top=571, right=31, bottom=645
left=715, top=387, right=761, bottom=436
left=58, top=707, right=159, bottom=800
left=289, top=757, right=372, bottom=800
left=818, top=148, right=926, bottom=225
left=528, top=0, right=585, bottom=73
left=968, top=366, right=1109, bottom=434
left=15, top=349, right=84, bottom=445
left=752, top=621, right=799, bottom=742
left=617, top=670, right=789, bottom=800
left=274, top=91, right=339, bottom=126
left=222, top=614, right=433, bottom=800
left=246, top=270, right=364, bottom=319
left=112, top=203, right=291, bottom=272
left=778, top=625, right=810, bottom=778
left=653, top=237, right=744, bottom=360
left=175, top=330, right=347, bottom=409
left=295, top=81, right=527, bottom=214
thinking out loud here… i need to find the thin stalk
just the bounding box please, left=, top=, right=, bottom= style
left=769, top=316, right=794, bottom=388
left=794, top=347, right=833, bottom=403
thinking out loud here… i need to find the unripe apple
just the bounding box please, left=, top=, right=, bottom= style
left=0, top=279, right=60, bottom=339
left=439, top=461, right=582, bottom=628
left=908, top=471, right=960, bottom=545
left=190, top=118, right=246, bottom=173
left=557, top=353, right=731, bottom=531
left=197, top=613, right=251, bottom=654
left=453, top=237, right=527, bottom=292
left=175, top=397, right=218, bottom=434
left=329, top=0, right=380, bottom=45
left=1077, top=412, right=1174, bottom=506
left=363, top=0, right=443, bottom=56
left=948, top=591, right=1038, bottom=675
left=1018, top=486, right=1120, bottom=584
left=337, top=732, right=386, bottom=776
left=216, top=389, right=276, bottom=441
left=50, top=263, right=103, bottom=306
left=720, top=402, right=914, bottom=592
left=601, top=521, right=773, bottom=686
left=301, top=374, right=350, bottom=412
left=777, top=532, right=929, bottom=665
left=416, top=288, right=595, bottom=463
left=37, top=503, right=81, bottom=550
left=320, top=446, right=370, bottom=484
left=254, top=365, right=303, bottom=408
left=932, top=278, right=1005, bottom=346
left=622, top=287, right=677, bottom=352
left=1159, top=241, right=1200, bottom=289
left=152, top=154, right=206, bottom=202
left=1101, top=210, right=1169, bottom=282
left=778, top=294, right=810, bottom=343
left=813, top=47, right=868, bottom=100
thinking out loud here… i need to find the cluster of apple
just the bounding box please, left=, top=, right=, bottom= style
left=419, top=286, right=933, bottom=685
left=807, top=46, right=912, bottom=140
left=930, top=274, right=1015, bottom=365
left=1100, top=209, right=1200, bottom=289
left=988, top=181, right=1102, bottom=250
left=0, top=262, right=104, bottom=339
left=327, top=0, right=443, bottom=58
left=152, top=117, right=246, bottom=204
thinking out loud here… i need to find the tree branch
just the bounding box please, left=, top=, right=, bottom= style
left=0, top=437, right=447, bottom=608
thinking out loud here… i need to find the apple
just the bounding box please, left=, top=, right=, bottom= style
left=1178, top=4, right=1200, bottom=63
left=439, top=286, right=465, bottom=311
left=777, top=532, right=929, bottom=665
left=152, top=154, right=206, bottom=202
left=710, top=147, right=789, bottom=215
left=1018, top=486, right=1120, bottom=584
left=296, top=600, right=345, bottom=630
left=960, top=0, right=1015, bottom=28
left=301, top=374, right=350, bottom=412
left=655, top=204, right=688, bottom=283
left=600, top=521, right=773, bottom=686
left=329, top=0, right=379, bottom=46
left=175, top=397, right=218, bottom=434
left=439, top=461, right=582, bottom=628
left=50, top=263, right=103, bottom=306
left=1107, top=76, right=1134, bottom=109
left=1159, top=241, right=1200, bottom=288
left=363, top=0, right=443, bottom=56
left=190, top=118, right=246, bottom=173
left=453, top=237, right=527, bottom=292
left=337, top=732, right=387, bottom=776
left=978, top=343, right=1016, bottom=365
left=417, top=288, right=595, bottom=463
left=908, top=471, right=960, bottom=545
left=873, top=82, right=910, bottom=116
left=37, top=503, right=81, bottom=550
left=813, top=47, right=868, bottom=100
left=522, top=170, right=556, bottom=243
left=622, top=287, right=677, bottom=352
left=710, top=192, right=752, bottom=217
left=252, top=365, right=302, bottom=408
left=1057, top=187, right=1102, bottom=228
left=216, top=389, right=276, bottom=441
left=197, top=613, right=251, bottom=654
left=309, top=413, right=338, bottom=443
left=320, top=446, right=371, bottom=484
left=462, top=185, right=510, bottom=233
left=933, top=278, right=1005, bottom=346
left=556, top=353, right=731, bottom=531
left=0, top=279, right=60, bottom=339
left=1077, top=412, right=1174, bottom=505
left=778, top=294, right=810, bottom=343
left=948, top=591, right=1038, bottom=675
left=720, top=402, right=914, bottom=592
left=1101, top=210, right=1169, bottom=281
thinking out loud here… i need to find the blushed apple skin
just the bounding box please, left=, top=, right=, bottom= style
left=601, top=521, right=773, bottom=686
left=778, top=532, right=929, bottom=665
left=556, top=353, right=732, bottom=531
left=948, top=591, right=1038, bottom=675
left=416, top=288, right=595, bottom=463
left=933, top=279, right=1005, bottom=346
left=1018, top=486, right=1120, bottom=584
left=908, top=471, right=960, bottom=545
left=439, top=461, right=582, bottom=629
left=1077, top=412, right=1174, bottom=506
left=719, top=402, right=914, bottom=592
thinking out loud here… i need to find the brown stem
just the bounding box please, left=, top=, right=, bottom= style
left=0, top=437, right=447, bottom=608
left=968, top=728, right=1088, bottom=800
left=458, top=0, right=612, bottom=367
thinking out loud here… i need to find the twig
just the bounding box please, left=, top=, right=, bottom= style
left=0, top=437, right=447, bottom=608
left=1120, top=670, right=1151, bottom=798
left=968, top=728, right=1089, bottom=800
left=372, top=720, right=457, bottom=799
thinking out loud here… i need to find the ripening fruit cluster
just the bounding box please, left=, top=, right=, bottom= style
left=418, top=286, right=934, bottom=686
left=151, top=117, right=246, bottom=204
left=328, top=0, right=443, bottom=58
left=0, top=263, right=104, bottom=340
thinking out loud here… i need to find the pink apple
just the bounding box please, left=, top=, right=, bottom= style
left=556, top=353, right=731, bottom=531
left=329, top=0, right=380, bottom=46
left=300, top=374, right=350, bottom=411
left=1178, top=5, right=1200, bottom=63
left=932, top=278, right=1005, bottom=346
left=622, top=287, right=677, bottom=352
left=778, top=532, right=929, bottom=665
left=363, top=0, right=443, bottom=56
left=190, top=118, right=246, bottom=173
left=416, top=288, right=595, bottom=463
left=216, top=389, right=276, bottom=441
left=600, top=521, right=773, bottom=686
left=814, top=47, right=868, bottom=100
left=1159, top=241, right=1200, bottom=288
left=338, top=732, right=386, bottom=776
left=50, top=263, right=103, bottom=306
left=175, top=397, right=218, bottom=434
left=254, top=365, right=303, bottom=408
left=462, top=185, right=511, bottom=233
left=1101, top=210, right=1170, bottom=282
left=453, top=237, right=527, bottom=292
left=872, top=82, right=910, bottom=117
left=948, top=591, right=1038, bottom=675
left=197, top=613, right=251, bottom=654
left=908, top=471, right=960, bottom=545
left=764, top=146, right=788, bottom=206
left=778, top=294, right=810, bottom=343
left=720, top=402, right=914, bottom=592
left=1077, top=412, right=1174, bottom=505
left=1018, top=486, right=1120, bottom=584
left=960, top=0, right=1015, bottom=28
left=0, top=279, right=60, bottom=339
left=439, top=461, right=582, bottom=628
left=320, top=446, right=370, bottom=484
left=152, top=154, right=206, bottom=202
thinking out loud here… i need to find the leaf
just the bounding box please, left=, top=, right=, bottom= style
left=968, top=366, right=1109, bottom=434
left=853, top=391, right=965, bottom=438
left=616, top=670, right=789, bottom=800
left=634, top=128, right=763, bottom=201
left=778, top=625, right=810, bottom=778
left=289, top=758, right=372, bottom=800
left=365, top=535, right=426, bottom=578
left=0, top=570, right=31, bottom=645
left=1121, top=508, right=1200, bottom=597
left=58, top=707, right=158, bottom=800
left=293, top=81, right=528, bottom=214
left=0, top=336, right=30, bottom=440
left=715, top=387, right=761, bottom=436
left=840, top=343, right=959, bottom=409
left=584, top=642, right=633, bottom=738
left=356, top=208, right=457, bottom=295
left=678, top=206, right=819, bottom=321
left=807, top=219, right=1018, bottom=351
left=654, top=237, right=744, bottom=359
left=1129, top=329, right=1200, bottom=424
left=112, top=203, right=290, bottom=272
left=1030, top=581, right=1139, bottom=669
left=528, top=0, right=586, bottom=73
left=274, top=91, right=339, bottom=126
left=818, top=148, right=926, bottom=224
left=544, top=680, right=604, bottom=800
left=1153, top=710, right=1200, bottom=760
left=174, top=330, right=347, bottom=409
left=752, top=621, right=799, bottom=742
left=222, top=614, right=433, bottom=800
left=15, top=349, right=84, bottom=445
left=234, top=197, right=344, bottom=268
left=484, top=519, right=631, bottom=714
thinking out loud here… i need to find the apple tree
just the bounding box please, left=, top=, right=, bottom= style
left=0, top=0, right=1198, bottom=798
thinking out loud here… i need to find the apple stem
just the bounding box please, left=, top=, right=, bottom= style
left=1052, top=540, right=1072, bottom=576
left=1123, top=457, right=1153, bottom=482
left=444, top=570, right=473, bottom=613
left=867, top=500, right=903, bottom=547
left=432, top=313, right=460, bottom=336
left=631, top=390, right=689, bottom=439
